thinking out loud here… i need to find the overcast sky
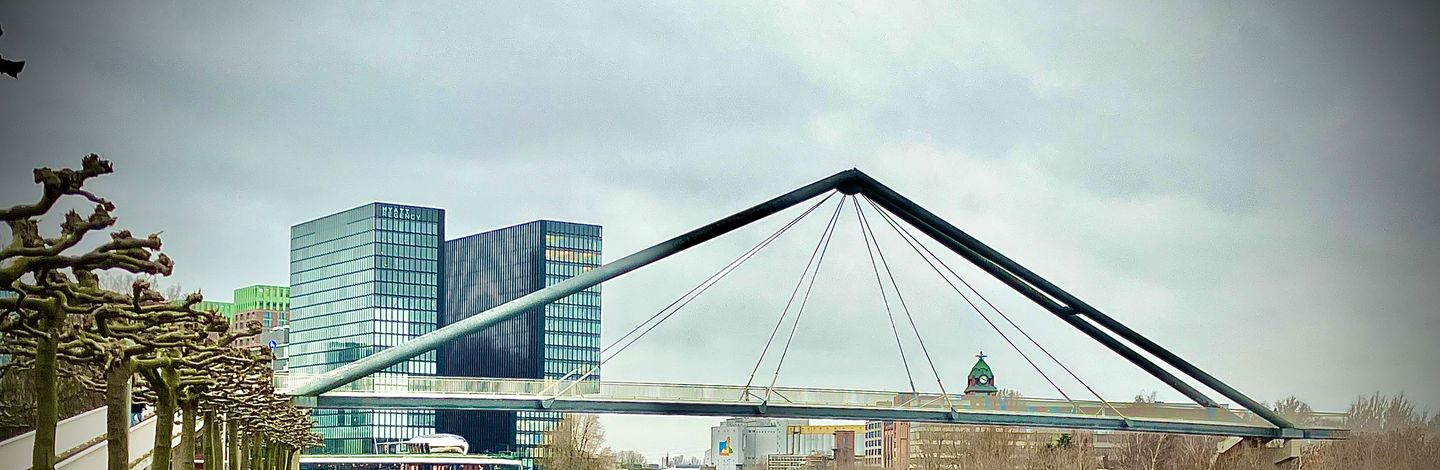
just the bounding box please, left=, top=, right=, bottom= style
left=2, top=1, right=1437, bottom=460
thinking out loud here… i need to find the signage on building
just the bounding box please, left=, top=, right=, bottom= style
left=379, top=205, right=422, bottom=220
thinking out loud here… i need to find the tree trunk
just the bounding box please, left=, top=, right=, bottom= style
left=104, top=362, right=132, bottom=470
left=176, top=399, right=197, bottom=470
left=253, top=437, right=264, bottom=470
left=151, top=374, right=177, bottom=470
left=199, top=414, right=209, bottom=470
left=227, top=421, right=239, bottom=470
left=205, top=411, right=220, bottom=470
left=31, top=325, right=60, bottom=470
left=238, top=433, right=250, bottom=470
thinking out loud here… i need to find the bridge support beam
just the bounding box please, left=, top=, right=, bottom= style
left=1215, top=437, right=1301, bottom=468
left=850, top=171, right=1296, bottom=430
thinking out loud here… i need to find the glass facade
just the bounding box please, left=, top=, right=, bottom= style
left=290, top=202, right=445, bottom=454
left=439, top=220, right=601, bottom=467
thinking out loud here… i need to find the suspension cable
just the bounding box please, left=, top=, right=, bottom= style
left=851, top=196, right=920, bottom=401
left=759, top=195, right=847, bottom=400
left=545, top=191, right=837, bottom=396
left=854, top=197, right=956, bottom=411
left=858, top=196, right=1128, bottom=418
left=860, top=196, right=1082, bottom=410
left=864, top=196, right=1127, bottom=417
left=741, top=195, right=848, bottom=399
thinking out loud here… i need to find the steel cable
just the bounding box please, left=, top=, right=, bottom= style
left=851, top=197, right=920, bottom=400
left=854, top=197, right=956, bottom=410
left=861, top=195, right=1083, bottom=410
left=864, top=196, right=1127, bottom=417
left=755, top=195, right=848, bottom=401
left=545, top=191, right=837, bottom=395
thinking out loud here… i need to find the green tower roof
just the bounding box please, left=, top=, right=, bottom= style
left=964, top=352, right=998, bottom=394
left=968, top=357, right=993, bottom=379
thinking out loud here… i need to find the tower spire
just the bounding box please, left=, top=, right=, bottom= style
left=963, top=351, right=997, bottom=396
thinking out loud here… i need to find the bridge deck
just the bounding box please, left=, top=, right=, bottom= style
left=278, top=374, right=1347, bottom=440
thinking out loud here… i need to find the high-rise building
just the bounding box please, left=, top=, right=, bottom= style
left=230, top=284, right=290, bottom=349
left=289, top=202, right=445, bottom=454
left=438, top=220, right=602, bottom=465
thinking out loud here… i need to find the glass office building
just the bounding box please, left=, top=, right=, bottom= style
left=439, top=220, right=601, bottom=467
left=289, top=202, right=445, bottom=454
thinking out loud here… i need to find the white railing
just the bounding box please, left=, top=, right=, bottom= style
left=0, top=407, right=184, bottom=470
left=276, top=373, right=1347, bottom=432
left=0, top=406, right=108, bottom=468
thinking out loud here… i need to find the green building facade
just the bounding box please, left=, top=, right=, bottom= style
left=197, top=300, right=236, bottom=321
left=235, top=284, right=290, bottom=312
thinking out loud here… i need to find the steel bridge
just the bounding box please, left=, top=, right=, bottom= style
left=284, top=169, right=1348, bottom=441
left=280, top=374, right=1346, bottom=440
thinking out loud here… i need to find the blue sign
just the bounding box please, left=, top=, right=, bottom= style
left=267, top=340, right=278, bottom=349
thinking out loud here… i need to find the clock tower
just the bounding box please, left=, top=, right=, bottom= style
left=963, top=352, right=998, bottom=396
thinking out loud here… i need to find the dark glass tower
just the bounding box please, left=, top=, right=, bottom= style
left=440, top=220, right=601, bottom=466
left=289, top=202, right=444, bottom=454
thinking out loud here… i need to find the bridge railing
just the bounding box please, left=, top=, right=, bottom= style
left=276, top=373, right=1346, bottom=433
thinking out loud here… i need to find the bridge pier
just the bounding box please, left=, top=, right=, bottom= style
left=1214, top=437, right=1301, bottom=468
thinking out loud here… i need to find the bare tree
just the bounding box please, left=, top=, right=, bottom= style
left=540, top=414, right=616, bottom=470
left=616, top=449, right=648, bottom=468
left=1301, top=393, right=1440, bottom=469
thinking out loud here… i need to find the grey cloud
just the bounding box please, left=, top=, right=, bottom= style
left=2, top=0, right=1437, bottom=459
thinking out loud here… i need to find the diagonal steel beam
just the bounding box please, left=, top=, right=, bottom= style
left=288, top=170, right=862, bottom=396
left=850, top=172, right=1295, bottom=430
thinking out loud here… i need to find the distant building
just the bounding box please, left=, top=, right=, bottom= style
left=962, top=352, right=996, bottom=396
left=863, top=422, right=909, bottom=470
left=708, top=418, right=809, bottom=470
left=764, top=429, right=855, bottom=470
left=290, top=202, right=445, bottom=454
left=833, top=430, right=856, bottom=469
left=785, top=425, right=865, bottom=458
left=196, top=300, right=235, bottom=321
left=437, top=220, right=601, bottom=466
left=763, top=454, right=828, bottom=470
left=864, top=353, right=1000, bottom=470
left=231, top=284, right=290, bottom=349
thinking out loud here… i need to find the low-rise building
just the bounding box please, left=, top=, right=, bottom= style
left=709, top=417, right=809, bottom=470
left=785, top=425, right=865, bottom=458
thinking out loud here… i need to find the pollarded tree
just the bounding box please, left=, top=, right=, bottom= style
left=91, top=282, right=231, bottom=470
left=132, top=314, right=254, bottom=470
left=223, top=362, right=320, bottom=470
left=10, top=270, right=231, bottom=470
left=1, top=155, right=177, bottom=470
